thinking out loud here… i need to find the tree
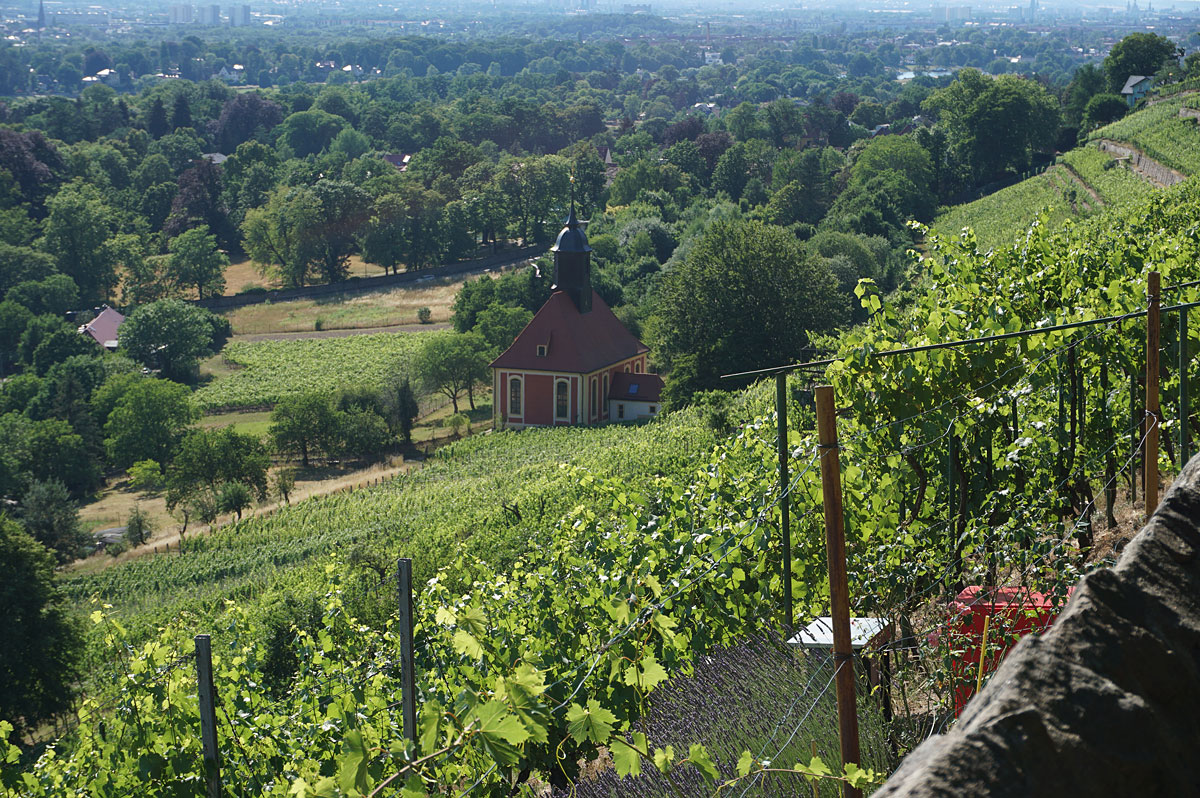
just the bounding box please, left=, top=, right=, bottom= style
left=310, top=181, right=371, bottom=283
left=217, top=481, right=253, bottom=520
left=167, top=426, right=270, bottom=500
left=1082, top=94, right=1129, bottom=131
left=20, top=478, right=87, bottom=563
left=171, top=91, right=193, bottom=131
left=381, top=377, right=420, bottom=444
left=164, top=160, right=232, bottom=247
left=104, top=378, right=197, bottom=468
left=5, top=274, right=78, bottom=317
left=128, top=459, right=163, bottom=494
left=118, top=299, right=216, bottom=383
left=0, top=517, right=82, bottom=739
left=270, top=393, right=341, bottom=467
left=1104, top=32, right=1178, bottom=93
left=242, top=185, right=322, bottom=287
left=922, top=69, right=1059, bottom=184
left=272, top=467, right=296, bottom=505
left=27, top=418, right=101, bottom=498
left=476, top=304, right=532, bottom=353
left=146, top=97, right=169, bottom=139
left=41, top=182, right=117, bottom=301
left=31, top=325, right=97, bottom=376
left=125, top=503, right=153, bottom=546
left=414, top=332, right=490, bottom=414
left=214, top=93, right=284, bottom=153
left=277, top=109, right=345, bottom=157
left=166, top=226, right=228, bottom=299
left=0, top=244, right=56, bottom=296
left=1065, top=63, right=1107, bottom=125
left=648, top=219, right=844, bottom=404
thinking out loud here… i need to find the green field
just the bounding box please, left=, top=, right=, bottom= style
left=193, top=332, right=441, bottom=411
left=1090, top=97, right=1200, bottom=176
left=1059, top=146, right=1159, bottom=207
left=932, top=168, right=1075, bottom=251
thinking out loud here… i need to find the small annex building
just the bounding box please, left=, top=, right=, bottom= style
left=491, top=209, right=663, bottom=429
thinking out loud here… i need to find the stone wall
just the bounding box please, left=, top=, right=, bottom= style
left=877, top=457, right=1200, bottom=797
left=1095, top=139, right=1187, bottom=187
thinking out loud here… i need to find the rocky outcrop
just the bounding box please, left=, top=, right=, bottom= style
left=876, top=457, right=1200, bottom=797
left=1095, top=139, right=1186, bottom=187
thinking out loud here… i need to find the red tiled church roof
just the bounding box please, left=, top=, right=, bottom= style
left=609, top=371, right=663, bottom=403
left=490, top=290, right=648, bottom=374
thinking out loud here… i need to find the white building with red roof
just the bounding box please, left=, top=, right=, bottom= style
left=490, top=208, right=663, bottom=429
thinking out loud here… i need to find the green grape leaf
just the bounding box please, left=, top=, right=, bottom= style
left=566, top=699, right=617, bottom=745
left=453, top=629, right=483, bottom=659
left=611, top=733, right=646, bottom=777
left=337, top=729, right=369, bottom=794
left=688, top=743, right=719, bottom=783
left=736, top=749, right=754, bottom=777
left=653, top=745, right=675, bottom=775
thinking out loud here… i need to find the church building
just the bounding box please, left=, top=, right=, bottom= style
left=490, top=208, right=664, bottom=429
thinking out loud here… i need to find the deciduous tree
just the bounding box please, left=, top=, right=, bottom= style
left=649, top=219, right=844, bottom=404
left=0, top=518, right=82, bottom=739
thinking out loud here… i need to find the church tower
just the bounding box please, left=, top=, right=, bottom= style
left=551, top=204, right=592, bottom=314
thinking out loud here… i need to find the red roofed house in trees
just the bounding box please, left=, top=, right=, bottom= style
left=79, top=306, right=125, bottom=351
left=491, top=209, right=663, bottom=429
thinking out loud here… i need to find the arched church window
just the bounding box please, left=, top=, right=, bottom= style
left=509, top=377, right=522, bottom=416
left=556, top=380, right=569, bottom=420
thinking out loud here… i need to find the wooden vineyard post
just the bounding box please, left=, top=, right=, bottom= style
left=1146, top=271, right=1161, bottom=521
left=397, top=558, right=417, bottom=744
left=194, top=635, right=222, bottom=798
left=814, top=386, right=861, bottom=798
left=1180, top=307, right=1191, bottom=467
left=777, top=374, right=793, bottom=630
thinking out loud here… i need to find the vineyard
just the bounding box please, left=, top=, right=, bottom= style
left=931, top=168, right=1075, bottom=251
left=1090, top=97, right=1200, bottom=177
left=1059, top=147, right=1158, bottom=207
left=10, top=178, right=1200, bottom=795
left=193, top=333, right=443, bottom=412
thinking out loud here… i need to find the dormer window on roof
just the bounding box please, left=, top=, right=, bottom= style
left=629, top=383, right=639, bottom=395
left=536, top=345, right=547, bottom=357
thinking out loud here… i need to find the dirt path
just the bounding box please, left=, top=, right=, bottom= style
left=1057, top=162, right=1105, bottom=208
left=233, top=321, right=451, bottom=342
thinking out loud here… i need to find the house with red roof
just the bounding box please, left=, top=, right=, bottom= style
left=490, top=209, right=664, bottom=429
left=78, top=306, right=125, bottom=350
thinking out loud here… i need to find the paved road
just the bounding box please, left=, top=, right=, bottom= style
left=233, top=321, right=451, bottom=343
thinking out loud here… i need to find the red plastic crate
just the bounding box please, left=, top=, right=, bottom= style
left=947, top=586, right=1070, bottom=715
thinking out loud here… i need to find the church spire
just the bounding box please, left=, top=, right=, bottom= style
left=552, top=184, right=592, bottom=314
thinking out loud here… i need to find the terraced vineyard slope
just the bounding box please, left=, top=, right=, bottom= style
left=1089, top=96, right=1200, bottom=178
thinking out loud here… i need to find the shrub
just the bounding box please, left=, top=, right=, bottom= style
left=417, top=307, right=433, bottom=324
left=445, top=412, right=470, bottom=438
left=128, top=459, right=163, bottom=494
left=125, top=504, right=153, bottom=546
